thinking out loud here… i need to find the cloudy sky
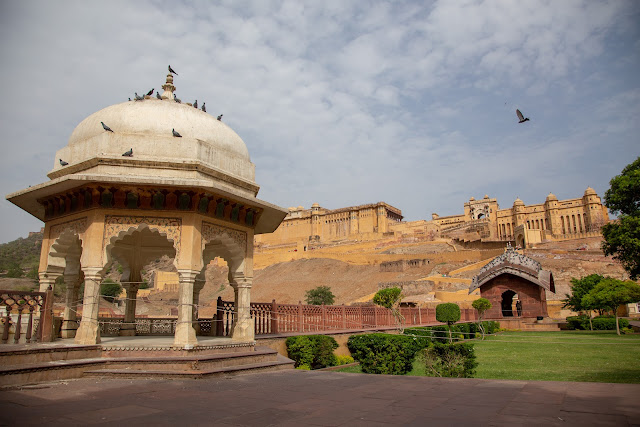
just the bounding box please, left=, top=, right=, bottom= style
left=1, top=0, right=638, bottom=243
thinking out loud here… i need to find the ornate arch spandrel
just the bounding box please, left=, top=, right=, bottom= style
left=47, top=218, right=88, bottom=257
left=201, top=222, right=247, bottom=252
left=102, top=215, right=182, bottom=254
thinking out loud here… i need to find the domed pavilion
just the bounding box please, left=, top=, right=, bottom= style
left=6, top=72, right=287, bottom=347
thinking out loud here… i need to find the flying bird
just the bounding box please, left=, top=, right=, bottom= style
left=172, top=129, right=182, bottom=138
left=193, top=100, right=198, bottom=109
left=174, top=94, right=181, bottom=103
left=135, top=92, right=144, bottom=101
left=59, top=159, right=68, bottom=166
left=516, top=109, right=530, bottom=123
left=168, top=65, right=178, bottom=75
left=146, top=88, right=154, bottom=96
left=217, top=114, right=223, bottom=121
left=122, top=148, right=133, bottom=157
left=101, top=122, right=114, bottom=132
left=201, top=102, right=206, bottom=112
left=156, top=91, right=162, bottom=100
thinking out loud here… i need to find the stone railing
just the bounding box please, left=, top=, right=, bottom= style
left=1, top=288, right=54, bottom=344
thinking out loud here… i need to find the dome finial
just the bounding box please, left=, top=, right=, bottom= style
left=161, top=72, right=176, bottom=100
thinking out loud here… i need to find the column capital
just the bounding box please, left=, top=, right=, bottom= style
left=82, top=266, right=105, bottom=280
left=177, top=269, right=200, bottom=283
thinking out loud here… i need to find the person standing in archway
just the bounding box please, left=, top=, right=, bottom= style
left=516, top=300, right=522, bottom=317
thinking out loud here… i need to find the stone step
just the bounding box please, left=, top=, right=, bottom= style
left=0, top=357, right=107, bottom=387
left=0, top=344, right=101, bottom=367
left=83, top=355, right=295, bottom=379
left=97, top=347, right=280, bottom=372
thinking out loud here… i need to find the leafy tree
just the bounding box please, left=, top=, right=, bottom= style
left=100, top=279, right=123, bottom=303
left=305, top=286, right=335, bottom=306
left=471, top=298, right=492, bottom=339
left=373, top=287, right=404, bottom=332
left=582, top=278, right=640, bottom=335
left=436, top=303, right=461, bottom=343
left=601, top=157, right=640, bottom=279
left=563, top=274, right=604, bottom=330
left=6, top=263, right=24, bottom=278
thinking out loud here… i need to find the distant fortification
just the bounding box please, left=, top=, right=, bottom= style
left=254, top=188, right=609, bottom=249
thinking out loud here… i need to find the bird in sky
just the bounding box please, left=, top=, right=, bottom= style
left=172, top=129, right=182, bottom=138
left=122, top=148, right=133, bottom=157
left=168, top=65, right=178, bottom=75
left=146, top=88, right=154, bottom=96
left=217, top=114, right=223, bottom=121
left=201, top=102, right=206, bottom=112
left=101, top=122, right=114, bottom=132
left=193, top=100, right=198, bottom=109
left=516, top=109, right=530, bottom=123
left=135, top=92, right=144, bottom=101
left=59, top=159, right=68, bottom=166
left=156, top=91, right=162, bottom=100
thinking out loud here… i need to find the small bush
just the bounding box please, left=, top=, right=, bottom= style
left=347, top=333, right=422, bottom=375
left=403, top=327, right=433, bottom=347
left=335, top=355, right=355, bottom=365
left=424, top=342, right=478, bottom=378
left=286, top=335, right=339, bottom=369
left=566, top=315, right=629, bottom=330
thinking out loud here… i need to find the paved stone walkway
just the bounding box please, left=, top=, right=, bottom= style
left=1, top=370, right=638, bottom=426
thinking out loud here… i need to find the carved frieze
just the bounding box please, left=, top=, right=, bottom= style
left=49, top=218, right=88, bottom=242
left=103, top=215, right=182, bottom=252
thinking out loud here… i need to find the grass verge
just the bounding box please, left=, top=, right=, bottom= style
left=335, top=330, right=640, bottom=383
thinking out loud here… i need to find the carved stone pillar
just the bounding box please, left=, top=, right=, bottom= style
left=75, top=267, right=104, bottom=345
left=230, top=273, right=254, bottom=342
left=192, top=276, right=206, bottom=335
left=61, top=273, right=81, bottom=338
left=174, top=269, right=198, bottom=348
left=119, top=283, right=139, bottom=336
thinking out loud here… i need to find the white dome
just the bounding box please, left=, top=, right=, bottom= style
left=67, top=99, right=250, bottom=160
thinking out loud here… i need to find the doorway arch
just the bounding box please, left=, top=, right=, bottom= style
left=501, top=290, right=516, bottom=317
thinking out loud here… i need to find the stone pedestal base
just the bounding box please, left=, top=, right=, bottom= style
left=174, top=323, right=198, bottom=348
left=74, top=321, right=101, bottom=345
left=119, top=325, right=137, bottom=336
left=60, top=320, right=78, bottom=339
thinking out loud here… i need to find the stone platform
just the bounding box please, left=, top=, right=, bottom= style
left=0, top=336, right=294, bottom=387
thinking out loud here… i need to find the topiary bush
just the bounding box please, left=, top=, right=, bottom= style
left=347, top=333, right=423, bottom=375
left=424, top=342, right=478, bottom=378
left=285, top=335, right=339, bottom=369
left=436, top=303, right=461, bottom=343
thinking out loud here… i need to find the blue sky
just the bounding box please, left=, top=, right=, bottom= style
left=1, top=0, right=638, bottom=243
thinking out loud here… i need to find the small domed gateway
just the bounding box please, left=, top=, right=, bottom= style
left=6, top=71, right=288, bottom=347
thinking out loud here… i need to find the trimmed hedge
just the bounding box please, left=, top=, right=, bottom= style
left=347, top=333, right=423, bottom=375
left=404, top=321, right=499, bottom=343
left=424, top=342, right=478, bottom=378
left=286, top=335, right=338, bottom=369
left=566, top=315, right=630, bottom=331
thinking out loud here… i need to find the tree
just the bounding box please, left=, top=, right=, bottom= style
left=563, top=274, right=604, bottom=330
left=471, top=298, right=492, bottom=339
left=436, top=303, right=461, bottom=343
left=6, top=263, right=24, bottom=278
left=601, top=156, right=640, bottom=279
left=582, top=278, right=640, bottom=335
left=373, top=287, right=404, bottom=332
left=100, top=279, right=123, bottom=303
left=305, top=286, right=335, bottom=306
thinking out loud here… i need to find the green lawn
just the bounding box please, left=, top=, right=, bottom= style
left=336, top=331, right=640, bottom=383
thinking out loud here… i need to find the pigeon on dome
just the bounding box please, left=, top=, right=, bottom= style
left=122, top=148, right=133, bottom=157
left=201, top=102, right=206, bottom=112
left=172, top=129, right=182, bottom=138
left=217, top=114, right=223, bottom=121
left=101, top=122, right=114, bottom=132
left=193, top=100, right=198, bottom=109
left=146, top=88, right=154, bottom=96
left=59, top=159, right=68, bottom=166
left=168, top=65, right=178, bottom=75
left=156, top=91, right=162, bottom=100
left=174, top=94, right=181, bottom=103
left=134, top=92, right=144, bottom=101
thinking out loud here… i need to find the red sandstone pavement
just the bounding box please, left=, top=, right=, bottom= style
left=0, top=370, right=638, bottom=426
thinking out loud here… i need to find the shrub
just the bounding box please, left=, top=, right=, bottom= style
left=424, top=342, right=478, bottom=378
left=305, top=286, right=335, bottom=306
left=567, top=315, right=629, bottom=330
left=373, top=287, right=402, bottom=309
left=436, top=303, right=461, bottom=343
left=335, top=355, right=355, bottom=365
left=100, top=279, right=122, bottom=303
left=403, top=327, right=433, bottom=348
left=286, top=335, right=339, bottom=369
left=347, top=333, right=422, bottom=375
